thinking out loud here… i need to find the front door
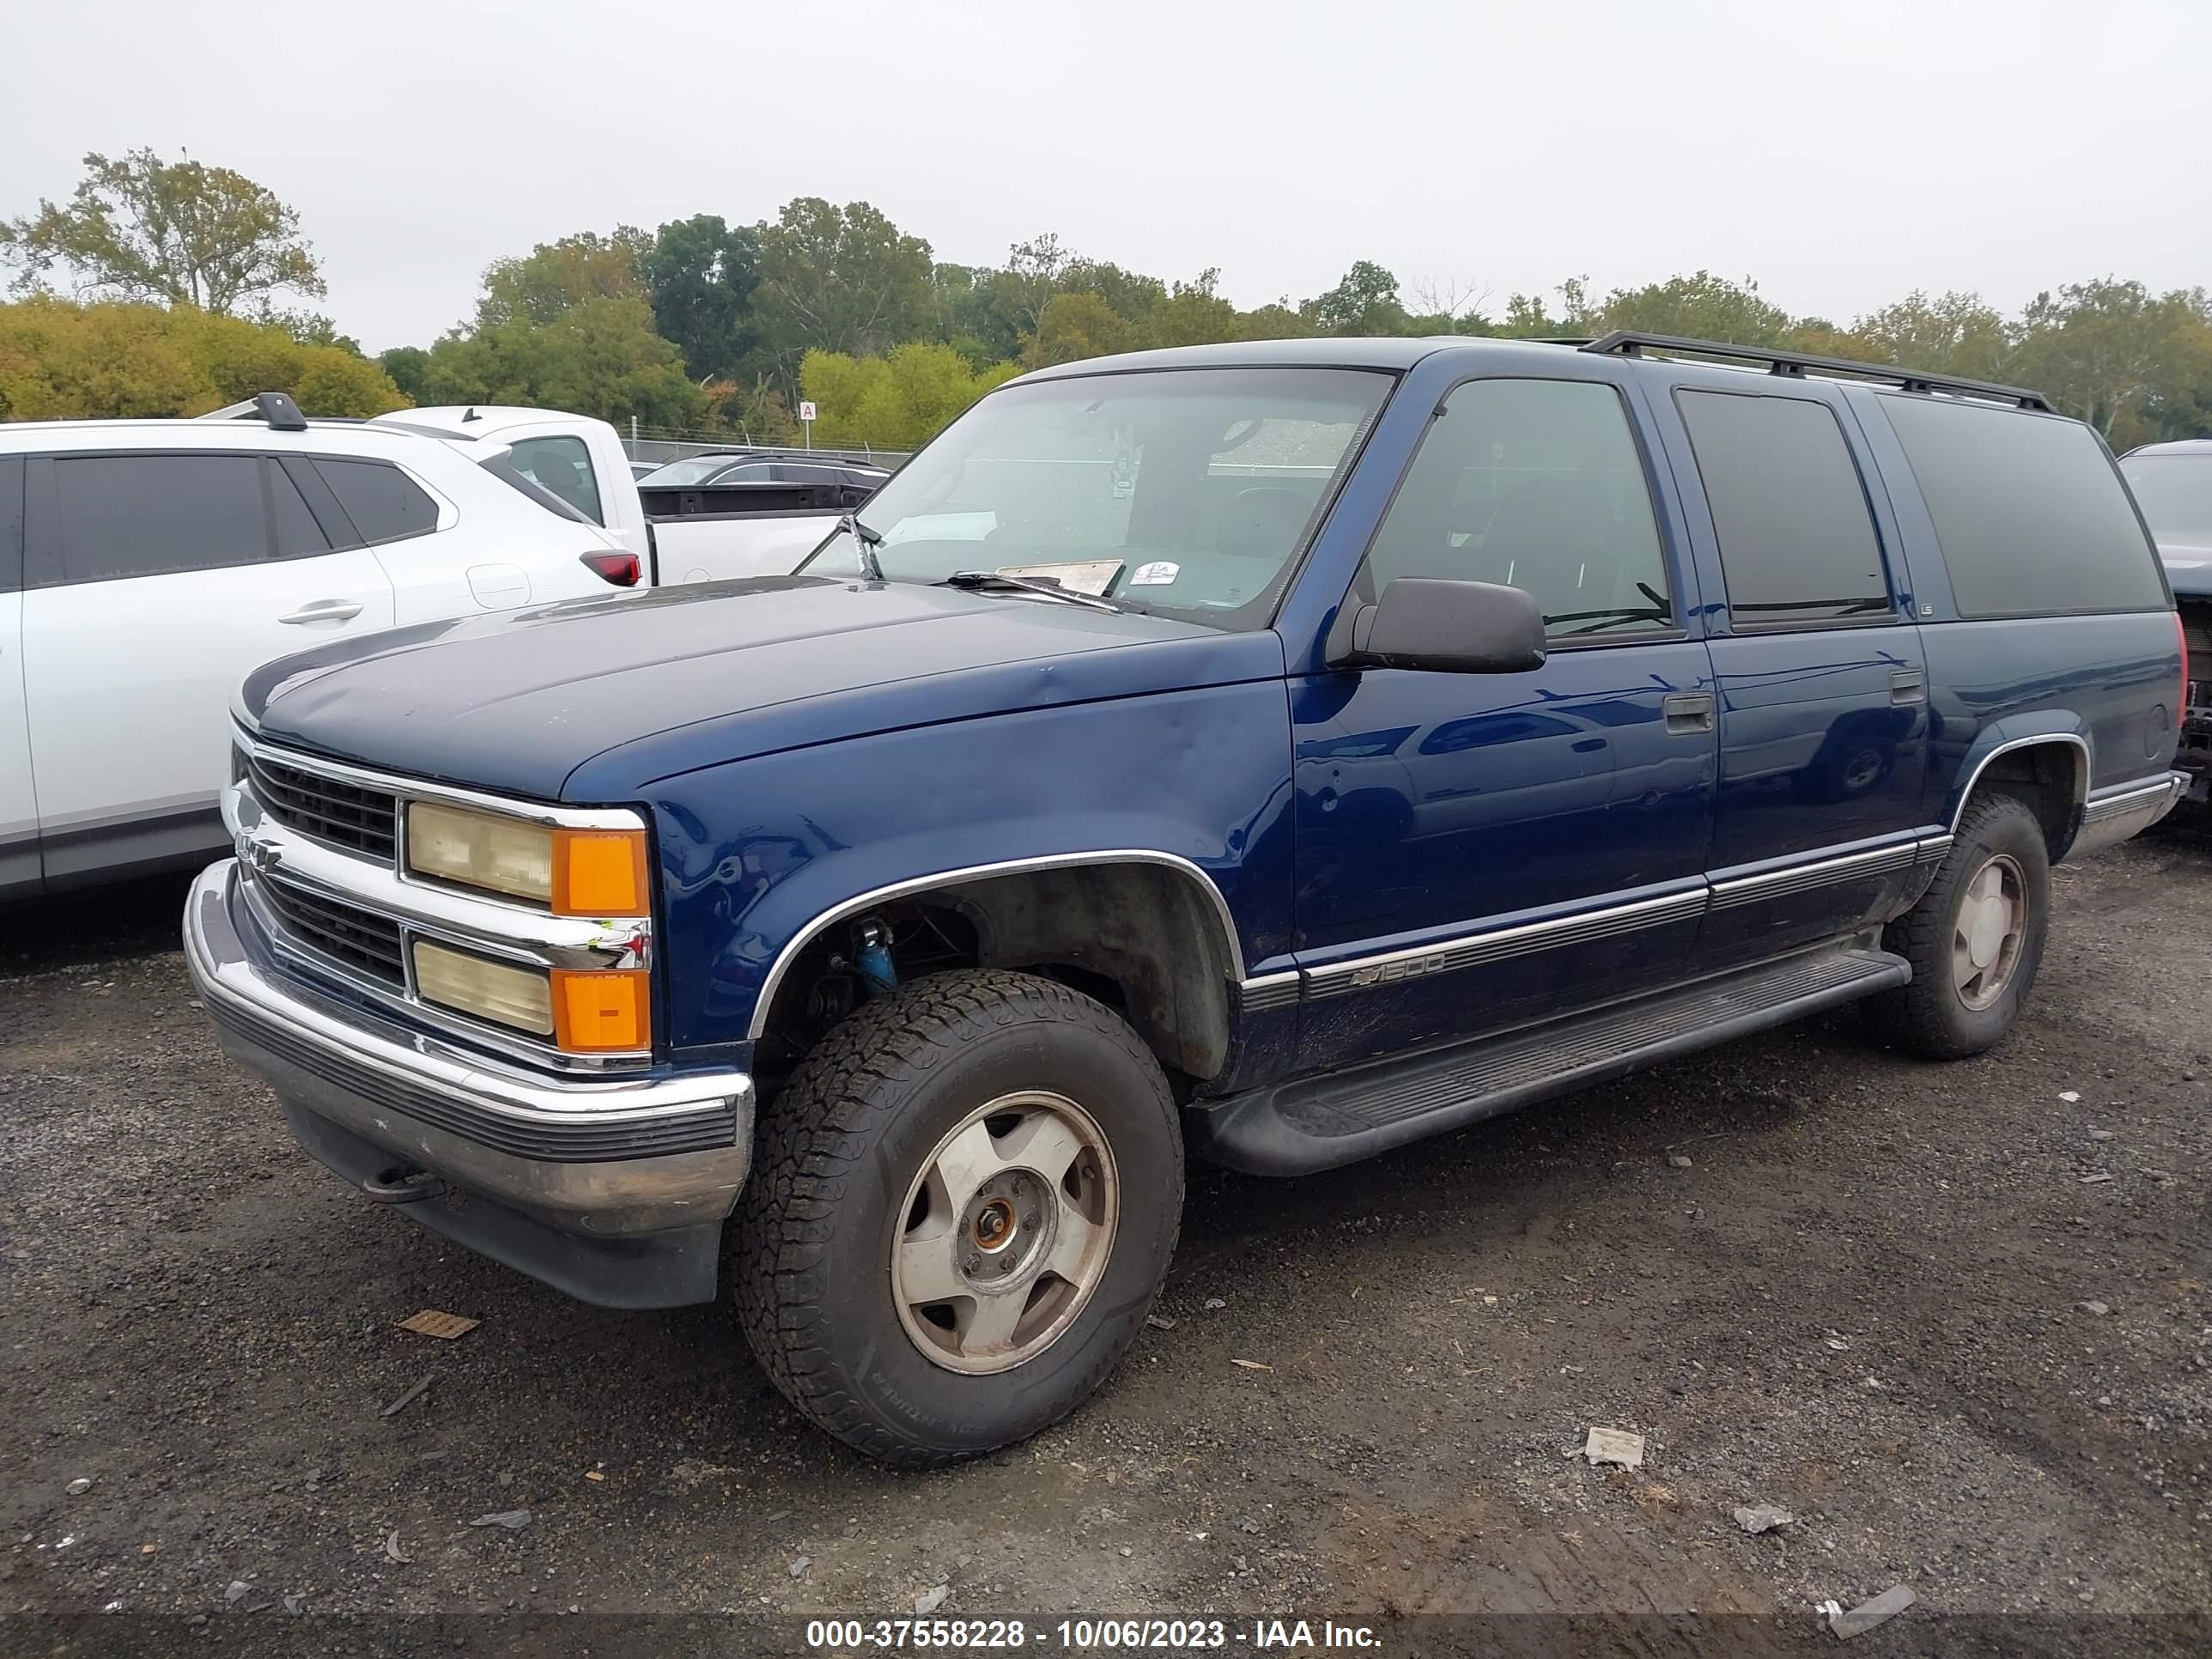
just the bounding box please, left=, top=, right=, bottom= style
left=22, top=450, right=395, bottom=882
left=1658, top=387, right=1929, bottom=969
left=1291, top=374, right=1717, bottom=1070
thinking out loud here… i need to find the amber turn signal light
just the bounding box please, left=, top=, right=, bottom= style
left=551, top=830, right=649, bottom=918
left=551, top=968, right=651, bottom=1052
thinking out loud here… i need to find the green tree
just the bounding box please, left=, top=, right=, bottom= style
left=377, top=344, right=432, bottom=402
left=1024, top=291, right=1141, bottom=368
left=1850, top=290, right=2014, bottom=381
left=1594, top=271, right=1790, bottom=343
left=2, top=148, right=324, bottom=314
left=643, top=214, right=758, bottom=381
left=1305, top=261, right=1412, bottom=336
left=0, top=296, right=402, bottom=420
left=751, top=198, right=935, bottom=381
left=422, top=295, right=704, bottom=428
left=476, top=228, right=651, bottom=329
left=800, top=343, right=1018, bottom=449
left=2012, top=278, right=2212, bottom=444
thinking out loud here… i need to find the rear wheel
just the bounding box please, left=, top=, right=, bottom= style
left=733, top=969, right=1182, bottom=1467
left=1865, top=793, right=2051, bottom=1059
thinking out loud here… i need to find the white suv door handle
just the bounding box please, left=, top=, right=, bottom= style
left=278, top=599, right=364, bottom=625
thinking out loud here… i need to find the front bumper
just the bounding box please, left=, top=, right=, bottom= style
left=185, top=860, right=752, bottom=1307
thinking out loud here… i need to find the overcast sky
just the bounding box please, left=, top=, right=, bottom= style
left=4, top=0, right=2206, bottom=354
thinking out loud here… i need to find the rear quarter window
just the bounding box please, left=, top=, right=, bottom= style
left=312, top=457, right=440, bottom=545
left=1875, top=396, right=2166, bottom=618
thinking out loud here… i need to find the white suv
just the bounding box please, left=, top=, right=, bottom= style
left=0, top=393, right=642, bottom=899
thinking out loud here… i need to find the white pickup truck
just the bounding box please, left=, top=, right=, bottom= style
left=374, top=406, right=864, bottom=586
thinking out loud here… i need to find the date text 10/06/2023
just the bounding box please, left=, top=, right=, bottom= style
left=804, top=1618, right=1382, bottom=1650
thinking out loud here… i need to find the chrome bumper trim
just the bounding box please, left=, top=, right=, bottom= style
left=185, top=860, right=750, bottom=1224
left=2071, top=770, right=2190, bottom=857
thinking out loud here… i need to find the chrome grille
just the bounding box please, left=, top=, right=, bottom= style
left=248, top=752, right=398, bottom=861
left=258, top=877, right=407, bottom=989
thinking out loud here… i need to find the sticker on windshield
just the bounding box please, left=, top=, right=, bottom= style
left=1130, top=561, right=1181, bottom=586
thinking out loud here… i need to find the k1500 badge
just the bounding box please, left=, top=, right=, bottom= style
left=1348, top=951, right=1448, bottom=988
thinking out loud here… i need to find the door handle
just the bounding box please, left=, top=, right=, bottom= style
left=1661, top=692, right=1715, bottom=735
left=278, top=599, right=364, bottom=625
left=1890, top=669, right=1926, bottom=706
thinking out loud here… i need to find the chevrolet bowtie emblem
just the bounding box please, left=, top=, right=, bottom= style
left=237, top=836, right=282, bottom=877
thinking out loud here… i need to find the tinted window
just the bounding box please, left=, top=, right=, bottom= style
left=52, top=454, right=269, bottom=583
left=313, top=458, right=439, bottom=544
left=1676, top=391, right=1889, bottom=628
left=2119, top=453, right=2212, bottom=548
left=1879, top=397, right=2168, bottom=617
left=269, top=462, right=331, bottom=558
left=1364, top=378, right=1672, bottom=637
left=0, top=455, right=21, bottom=592
left=509, top=435, right=603, bottom=525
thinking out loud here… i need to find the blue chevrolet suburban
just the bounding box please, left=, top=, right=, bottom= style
left=187, top=332, right=2189, bottom=1465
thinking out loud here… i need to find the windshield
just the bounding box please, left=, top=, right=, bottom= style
left=2121, top=454, right=2212, bottom=548
left=799, top=367, right=1391, bottom=628
left=640, top=455, right=750, bottom=487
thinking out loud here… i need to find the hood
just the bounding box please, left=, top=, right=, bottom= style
left=241, top=576, right=1283, bottom=800
left=2157, top=541, right=2212, bottom=600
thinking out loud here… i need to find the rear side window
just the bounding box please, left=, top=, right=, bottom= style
left=268, top=462, right=331, bottom=558
left=1879, top=397, right=2167, bottom=617
left=51, top=453, right=270, bottom=583
left=313, top=458, right=439, bottom=545
left=1676, top=391, right=1891, bottom=628
left=1363, top=377, right=1674, bottom=638
left=508, top=435, right=603, bottom=525
left=0, top=455, right=21, bottom=592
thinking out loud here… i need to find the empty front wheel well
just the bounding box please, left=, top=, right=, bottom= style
left=752, top=862, right=1239, bottom=1101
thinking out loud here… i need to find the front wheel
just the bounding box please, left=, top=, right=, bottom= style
left=733, top=969, right=1182, bottom=1467
left=1864, top=793, right=2052, bottom=1059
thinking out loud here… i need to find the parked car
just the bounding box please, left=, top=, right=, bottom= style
left=0, top=393, right=647, bottom=900
left=378, top=410, right=877, bottom=586
left=637, top=452, right=890, bottom=493
left=189, top=334, right=2186, bottom=1466
left=2118, top=438, right=2212, bottom=805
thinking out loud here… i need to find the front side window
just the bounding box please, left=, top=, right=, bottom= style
left=51, top=453, right=269, bottom=583
left=800, top=367, right=1390, bottom=629
left=313, top=458, right=439, bottom=545
left=1360, top=377, right=1673, bottom=638
left=1676, top=390, right=1891, bottom=628
left=509, top=435, right=604, bottom=525
left=2120, top=453, right=2212, bottom=549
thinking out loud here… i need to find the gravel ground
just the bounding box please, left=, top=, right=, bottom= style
left=2, top=837, right=2208, bottom=1655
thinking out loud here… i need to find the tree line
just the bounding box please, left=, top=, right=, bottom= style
left=4, top=149, right=2209, bottom=453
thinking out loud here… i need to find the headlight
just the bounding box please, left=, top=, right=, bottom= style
left=406, top=803, right=647, bottom=917
left=412, top=940, right=555, bottom=1036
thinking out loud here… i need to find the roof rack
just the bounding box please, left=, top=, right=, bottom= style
left=1578, top=330, right=2052, bottom=412
left=194, top=392, right=311, bottom=430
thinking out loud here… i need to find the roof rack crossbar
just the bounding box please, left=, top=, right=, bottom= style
left=1578, top=331, right=2052, bottom=412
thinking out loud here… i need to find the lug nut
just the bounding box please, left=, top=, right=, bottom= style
left=1023, top=1212, right=1039, bottom=1229
left=963, top=1255, right=981, bottom=1273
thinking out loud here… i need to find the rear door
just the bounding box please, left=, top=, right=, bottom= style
left=21, top=450, right=395, bottom=883
left=1654, top=386, right=1930, bottom=970
left=1291, top=372, right=1717, bottom=1068
left=0, top=455, right=36, bottom=896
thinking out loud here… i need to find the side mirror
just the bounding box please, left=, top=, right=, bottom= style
left=1332, top=578, right=1548, bottom=673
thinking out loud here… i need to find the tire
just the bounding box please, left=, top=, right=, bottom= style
left=1864, top=792, right=2052, bottom=1060
left=733, top=969, right=1183, bottom=1468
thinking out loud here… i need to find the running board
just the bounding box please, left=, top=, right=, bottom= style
left=1187, top=944, right=1910, bottom=1176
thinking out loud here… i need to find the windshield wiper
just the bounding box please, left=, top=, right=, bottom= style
left=838, top=513, right=885, bottom=581
left=1549, top=605, right=1674, bottom=636
left=938, top=571, right=1121, bottom=612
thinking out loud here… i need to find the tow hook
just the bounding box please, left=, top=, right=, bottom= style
left=362, top=1166, right=447, bottom=1205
